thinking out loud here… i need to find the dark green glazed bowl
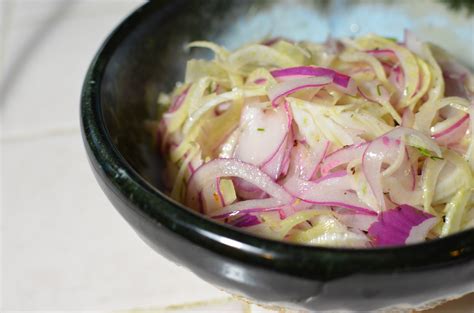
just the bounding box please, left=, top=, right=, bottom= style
left=81, top=1, right=474, bottom=311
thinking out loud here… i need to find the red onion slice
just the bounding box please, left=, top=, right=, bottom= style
left=269, top=66, right=357, bottom=105
left=321, top=142, right=368, bottom=176
left=168, top=86, right=190, bottom=113
left=260, top=103, right=294, bottom=180
left=335, top=212, right=378, bottom=232
left=212, top=197, right=286, bottom=219
left=233, top=182, right=266, bottom=200
left=283, top=175, right=377, bottom=215
left=268, top=76, right=332, bottom=106
left=405, top=217, right=439, bottom=244
left=233, top=103, right=292, bottom=195
left=279, top=128, right=296, bottom=177
left=186, top=158, right=293, bottom=208
left=368, top=204, right=437, bottom=247
left=362, top=126, right=437, bottom=210
left=271, top=66, right=352, bottom=88
left=401, top=108, right=415, bottom=128
left=234, top=104, right=289, bottom=166
left=432, top=114, right=469, bottom=145
left=253, top=78, right=267, bottom=85
left=365, top=49, right=397, bottom=57
left=261, top=37, right=293, bottom=46
left=230, top=214, right=262, bottom=228
left=362, top=136, right=402, bottom=210
left=388, top=127, right=442, bottom=156
left=286, top=140, right=330, bottom=181
left=260, top=134, right=289, bottom=180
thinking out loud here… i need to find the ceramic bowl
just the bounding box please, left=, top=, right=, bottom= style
left=81, top=1, right=474, bottom=311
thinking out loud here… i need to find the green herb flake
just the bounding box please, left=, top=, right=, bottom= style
left=208, top=81, right=217, bottom=94
left=415, top=147, right=444, bottom=160
left=257, top=128, right=265, bottom=132
left=376, top=84, right=382, bottom=96
left=384, top=36, right=398, bottom=42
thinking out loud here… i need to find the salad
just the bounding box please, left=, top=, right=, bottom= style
left=155, top=32, right=473, bottom=247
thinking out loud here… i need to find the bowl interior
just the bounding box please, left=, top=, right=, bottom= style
left=100, top=0, right=473, bottom=194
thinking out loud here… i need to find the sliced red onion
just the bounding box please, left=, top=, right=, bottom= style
left=214, top=101, right=232, bottom=116
left=283, top=175, right=377, bottom=215
left=365, top=49, right=397, bottom=57
left=321, top=142, right=368, bottom=176
left=187, top=162, right=196, bottom=174
left=335, top=212, right=378, bottom=232
left=309, top=140, right=330, bottom=179
left=260, top=103, right=294, bottom=180
left=287, top=140, right=330, bottom=181
left=283, top=101, right=294, bottom=129
left=363, top=126, right=435, bottom=210
left=271, top=66, right=351, bottom=87
left=168, top=86, right=190, bottom=113
left=382, top=142, right=410, bottom=176
left=200, top=177, right=236, bottom=214
left=186, top=149, right=203, bottom=175
left=212, top=197, right=286, bottom=219
left=233, top=181, right=266, bottom=200
left=368, top=204, right=437, bottom=247
left=387, top=127, right=442, bottom=156
left=362, top=136, right=402, bottom=210
left=254, top=78, right=267, bottom=85
left=186, top=158, right=293, bottom=208
left=260, top=134, right=289, bottom=180
left=432, top=114, right=469, bottom=143
left=311, top=170, right=347, bottom=184
left=357, top=82, right=392, bottom=114
left=384, top=171, right=420, bottom=206
left=233, top=103, right=292, bottom=193
left=234, top=104, right=289, bottom=166
left=230, top=214, right=262, bottom=228
left=269, top=66, right=357, bottom=103
left=387, top=65, right=405, bottom=94
left=401, top=108, right=415, bottom=128
left=279, top=128, right=295, bottom=177
left=261, top=37, right=293, bottom=46
left=268, top=76, right=332, bottom=106
left=380, top=61, right=394, bottom=74
left=405, top=218, right=439, bottom=244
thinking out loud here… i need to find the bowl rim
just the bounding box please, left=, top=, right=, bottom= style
left=80, top=0, right=474, bottom=280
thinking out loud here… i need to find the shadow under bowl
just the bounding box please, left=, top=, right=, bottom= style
left=81, top=1, right=474, bottom=311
